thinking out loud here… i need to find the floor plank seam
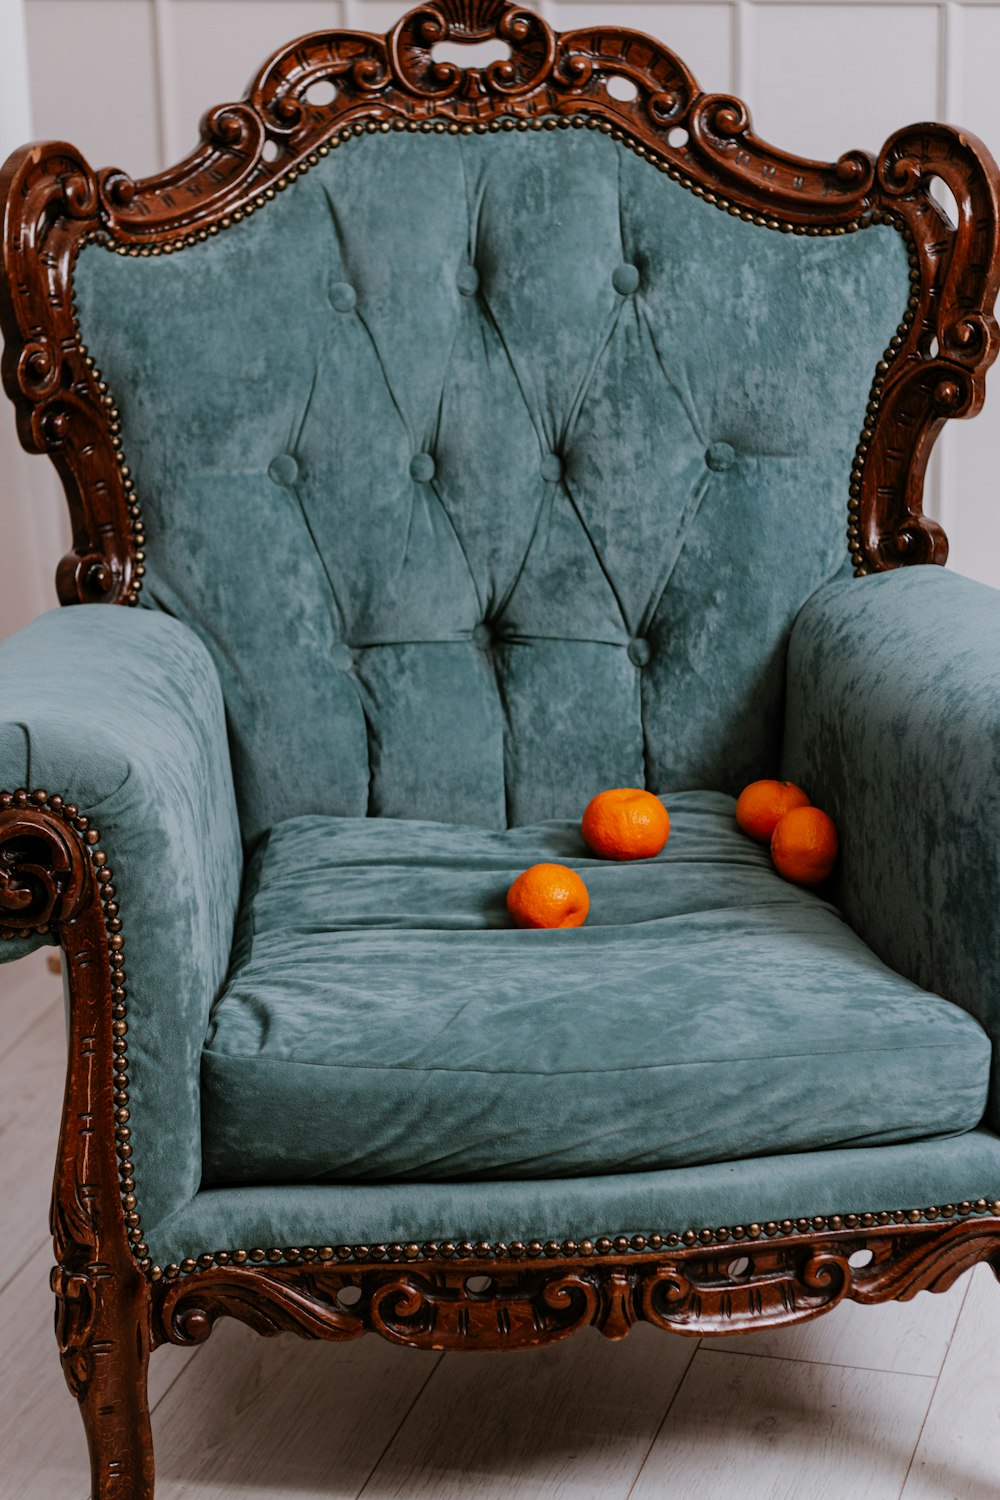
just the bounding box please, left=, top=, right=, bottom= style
left=697, top=1343, right=944, bottom=1380
left=149, top=1343, right=203, bottom=1415
left=894, top=1269, right=976, bottom=1498
left=0, top=1236, right=51, bottom=1302
left=622, top=1336, right=702, bottom=1500
left=0, top=993, right=62, bottom=1060
left=354, top=1351, right=446, bottom=1498
left=0, top=987, right=62, bottom=1059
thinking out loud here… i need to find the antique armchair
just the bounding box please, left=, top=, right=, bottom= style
left=3, top=2, right=1000, bottom=1494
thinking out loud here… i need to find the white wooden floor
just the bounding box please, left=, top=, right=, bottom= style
left=2, top=950, right=999, bottom=1500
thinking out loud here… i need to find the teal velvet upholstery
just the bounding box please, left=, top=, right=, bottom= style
left=784, top=566, right=1000, bottom=1125
left=201, top=791, right=989, bottom=1184
left=7, top=117, right=996, bottom=1270
left=0, top=607, right=242, bottom=1228
left=72, top=128, right=910, bottom=845
left=151, top=1130, right=1000, bottom=1269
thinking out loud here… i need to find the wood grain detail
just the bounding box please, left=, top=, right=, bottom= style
left=153, top=1218, right=1000, bottom=1354
left=2, top=0, right=999, bottom=599
left=0, top=790, right=153, bottom=1499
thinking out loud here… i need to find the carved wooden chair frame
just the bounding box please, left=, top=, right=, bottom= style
left=3, top=2, right=1000, bottom=1495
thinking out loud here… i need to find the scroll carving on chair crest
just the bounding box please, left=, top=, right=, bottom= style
left=152, top=1215, right=1000, bottom=1354
left=1, top=1, right=999, bottom=592
left=389, top=0, right=556, bottom=100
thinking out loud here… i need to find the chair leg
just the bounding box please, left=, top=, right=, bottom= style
left=52, top=1260, right=155, bottom=1499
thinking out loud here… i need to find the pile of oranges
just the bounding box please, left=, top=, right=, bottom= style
left=507, top=788, right=669, bottom=929
left=734, top=779, right=838, bottom=887
left=506, top=781, right=838, bottom=930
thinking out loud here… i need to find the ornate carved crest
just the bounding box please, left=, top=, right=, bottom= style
left=2, top=0, right=998, bottom=602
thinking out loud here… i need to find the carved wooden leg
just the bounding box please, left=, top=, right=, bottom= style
left=52, top=1258, right=155, bottom=1499
left=0, top=799, right=159, bottom=1496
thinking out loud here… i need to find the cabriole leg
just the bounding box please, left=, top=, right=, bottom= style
left=52, top=1259, right=154, bottom=1499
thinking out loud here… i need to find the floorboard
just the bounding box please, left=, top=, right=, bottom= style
left=0, top=1243, right=91, bottom=1500
left=4, top=941, right=1000, bottom=1499
left=628, top=1346, right=936, bottom=1500
left=0, top=947, right=59, bottom=1058
left=150, top=1323, right=440, bottom=1499
left=0, top=1241, right=197, bottom=1500
left=0, top=995, right=65, bottom=1286
left=900, top=1263, right=1000, bottom=1500
left=357, top=1323, right=696, bottom=1500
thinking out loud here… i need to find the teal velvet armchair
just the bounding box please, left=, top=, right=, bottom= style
left=3, top=3, right=1000, bottom=1494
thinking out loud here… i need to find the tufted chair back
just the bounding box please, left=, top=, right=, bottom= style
left=73, top=121, right=908, bottom=844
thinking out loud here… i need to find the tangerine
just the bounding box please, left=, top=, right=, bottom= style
left=581, top=788, right=670, bottom=861
left=735, top=779, right=811, bottom=843
left=771, top=805, right=839, bottom=886
left=506, top=863, right=590, bottom=929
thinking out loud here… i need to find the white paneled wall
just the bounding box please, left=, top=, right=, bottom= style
left=0, top=0, right=67, bottom=640
left=9, top=0, right=1000, bottom=603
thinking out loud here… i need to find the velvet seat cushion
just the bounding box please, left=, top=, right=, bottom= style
left=200, top=791, right=990, bottom=1185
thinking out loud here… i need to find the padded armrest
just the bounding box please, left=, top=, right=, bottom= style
left=783, top=566, right=1000, bottom=1123
left=0, top=605, right=243, bottom=1228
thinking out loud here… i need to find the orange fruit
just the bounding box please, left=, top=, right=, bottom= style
left=771, top=806, right=839, bottom=886
left=506, top=863, right=590, bottom=929
left=735, top=779, right=811, bottom=843
left=581, top=788, right=670, bottom=861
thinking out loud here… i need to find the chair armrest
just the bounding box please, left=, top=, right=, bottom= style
left=0, top=605, right=243, bottom=1229
left=783, top=566, right=1000, bottom=1121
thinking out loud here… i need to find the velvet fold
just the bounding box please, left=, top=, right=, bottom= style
left=73, top=128, right=909, bottom=843
left=784, top=567, right=1000, bottom=1126
left=0, top=607, right=243, bottom=1227
left=148, top=1129, right=1000, bottom=1268
left=201, top=791, right=989, bottom=1184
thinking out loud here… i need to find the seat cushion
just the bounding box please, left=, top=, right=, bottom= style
left=201, top=791, right=990, bottom=1184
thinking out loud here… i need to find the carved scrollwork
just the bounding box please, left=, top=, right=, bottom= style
left=0, top=142, right=138, bottom=604
left=0, top=802, right=90, bottom=937
left=2, top=1, right=999, bottom=597
left=637, top=1247, right=854, bottom=1335
left=370, top=1267, right=601, bottom=1347
left=855, top=123, right=1000, bottom=569
left=161, top=1269, right=366, bottom=1346
left=851, top=1218, right=1000, bottom=1300
left=151, top=1216, right=1000, bottom=1354
left=686, top=92, right=875, bottom=212
left=16, top=337, right=62, bottom=400
left=50, top=1186, right=101, bottom=1399
left=389, top=0, right=554, bottom=100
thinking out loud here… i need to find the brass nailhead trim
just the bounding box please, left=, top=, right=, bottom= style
left=848, top=226, right=921, bottom=576
left=147, top=1196, right=1000, bottom=1281
left=0, top=788, right=148, bottom=1271
left=73, top=228, right=144, bottom=606
left=63, top=121, right=927, bottom=1280
left=78, top=108, right=912, bottom=584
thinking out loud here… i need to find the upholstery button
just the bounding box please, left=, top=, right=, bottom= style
left=409, top=452, right=436, bottom=483
left=540, top=452, right=563, bottom=482
left=472, top=623, right=492, bottom=649
left=627, top=637, right=651, bottom=667
left=457, top=263, right=480, bottom=296
left=330, top=642, right=354, bottom=671
left=706, top=441, right=736, bottom=472
left=268, top=453, right=299, bottom=486
left=329, top=281, right=357, bottom=313
left=612, top=263, right=640, bottom=296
